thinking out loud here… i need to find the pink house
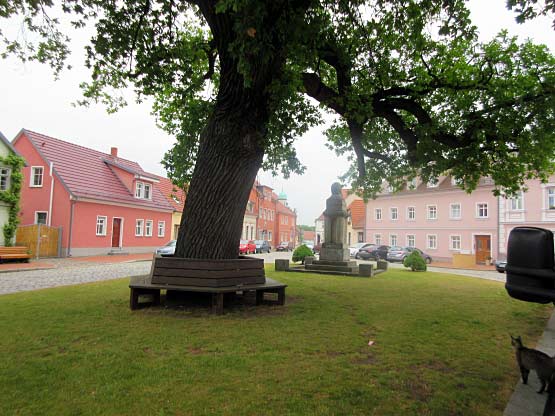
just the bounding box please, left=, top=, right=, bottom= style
left=14, top=129, right=173, bottom=256
left=364, top=175, right=555, bottom=264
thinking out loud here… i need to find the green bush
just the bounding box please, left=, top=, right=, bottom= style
left=292, top=244, right=313, bottom=264
left=403, top=250, right=427, bottom=272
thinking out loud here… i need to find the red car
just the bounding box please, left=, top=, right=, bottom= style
left=239, top=240, right=256, bottom=255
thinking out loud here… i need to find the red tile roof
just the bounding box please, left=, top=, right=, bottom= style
left=154, top=175, right=186, bottom=212
left=18, top=130, right=173, bottom=211
left=303, top=230, right=315, bottom=241
left=348, top=199, right=365, bottom=229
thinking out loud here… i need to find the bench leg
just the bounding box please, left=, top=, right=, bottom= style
left=255, top=290, right=264, bottom=305
left=130, top=288, right=140, bottom=310
left=211, top=293, right=224, bottom=315
left=130, top=288, right=161, bottom=310
left=277, top=288, right=286, bottom=306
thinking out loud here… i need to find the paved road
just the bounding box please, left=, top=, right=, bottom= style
left=0, top=251, right=504, bottom=295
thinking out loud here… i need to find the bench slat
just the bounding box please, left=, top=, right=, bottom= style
left=150, top=275, right=266, bottom=287
left=152, top=268, right=264, bottom=279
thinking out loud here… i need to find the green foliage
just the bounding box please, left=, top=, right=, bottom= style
left=292, top=244, right=313, bottom=264
left=298, top=225, right=315, bottom=232
left=3, top=1, right=555, bottom=199
left=403, top=250, right=427, bottom=272
left=0, top=153, right=25, bottom=246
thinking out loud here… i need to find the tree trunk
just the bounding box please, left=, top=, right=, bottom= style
left=174, top=71, right=269, bottom=259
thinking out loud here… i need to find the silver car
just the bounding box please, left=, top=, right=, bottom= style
left=156, top=240, right=176, bottom=256
left=387, top=246, right=432, bottom=264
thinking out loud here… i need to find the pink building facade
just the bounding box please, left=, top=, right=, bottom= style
left=14, top=130, right=173, bottom=256
left=364, top=175, right=555, bottom=264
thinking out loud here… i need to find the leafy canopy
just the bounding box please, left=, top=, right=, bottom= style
left=2, top=0, right=555, bottom=196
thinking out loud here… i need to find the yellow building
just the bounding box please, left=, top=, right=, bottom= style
left=155, top=176, right=186, bottom=240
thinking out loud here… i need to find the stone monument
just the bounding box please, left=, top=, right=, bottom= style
left=320, top=182, right=350, bottom=262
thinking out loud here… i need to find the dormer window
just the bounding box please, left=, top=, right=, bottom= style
left=135, top=181, right=152, bottom=199
left=427, top=178, right=439, bottom=188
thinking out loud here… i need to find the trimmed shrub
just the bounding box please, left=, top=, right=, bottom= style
left=292, top=244, right=313, bottom=264
left=403, top=250, right=427, bottom=272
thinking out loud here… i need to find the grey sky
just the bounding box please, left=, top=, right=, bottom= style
left=0, top=0, right=553, bottom=225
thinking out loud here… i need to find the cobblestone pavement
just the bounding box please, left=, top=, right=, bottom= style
left=0, top=261, right=152, bottom=295
left=0, top=251, right=505, bottom=296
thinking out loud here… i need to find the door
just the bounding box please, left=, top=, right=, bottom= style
left=112, top=218, right=122, bottom=248
left=475, top=235, right=491, bottom=264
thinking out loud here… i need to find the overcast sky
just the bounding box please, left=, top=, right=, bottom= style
left=0, top=0, right=553, bottom=225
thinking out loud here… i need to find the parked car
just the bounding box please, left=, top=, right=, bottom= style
left=495, top=259, right=506, bottom=273
left=276, top=241, right=293, bottom=251
left=304, top=243, right=314, bottom=252
left=349, top=242, right=374, bottom=257
left=253, top=240, right=271, bottom=253
left=156, top=240, right=176, bottom=256
left=239, top=240, right=256, bottom=254
left=387, top=246, right=432, bottom=264
left=357, top=245, right=390, bottom=260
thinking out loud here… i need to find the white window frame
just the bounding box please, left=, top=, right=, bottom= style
left=158, top=221, right=165, bottom=237
left=407, top=206, right=416, bottom=221
left=449, top=203, right=461, bottom=219
left=135, top=181, right=143, bottom=198
left=548, top=188, right=555, bottom=210
left=427, top=178, right=439, bottom=188
left=0, top=167, right=10, bottom=191
left=96, top=215, right=107, bottom=236
left=374, top=233, right=382, bottom=245
left=509, top=191, right=524, bottom=211
left=143, top=183, right=152, bottom=200
left=451, top=177, right=463, bottom=186
left=406, top=234, right=415, bottom=248
left=407, top=178, right=417, bottom=190
left=390, top=207, right=398, bottom=221
left=390, top=234, right=397, bottom=246
left=35, top=211, right=48, bottom=225
left=135, top=219, right=144, bottom=236
left=476, top=202, right=489, bottom=218
left=427, top=204, right=438, bottom=220
left=450, top=235, right=461, bottom=251
left=145, top=220, right=153, bottom=237
left=375, top=208, right=382, bottom=221
left=427, top=234, right=438, bottom=250
left=30, top=166, right=44, bottom=187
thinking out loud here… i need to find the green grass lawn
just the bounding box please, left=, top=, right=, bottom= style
left=0, top=268, right=551, bottom=416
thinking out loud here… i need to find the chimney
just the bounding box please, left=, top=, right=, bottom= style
left=110, top=147, right=118, bottom=157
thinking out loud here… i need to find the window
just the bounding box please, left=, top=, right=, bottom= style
left=407, top=206, right=415, bottom=220
left=0, top=168, right=10, bottom=191
left=390, top=234, right=397, bottom=246
left=31, top=166, right=44, bottom=187
left=427, top=205, right=437, bottom=220
left=158, top=221, right=165, bottom=237
left=144, top=184, right=152, bottom=199
left=375, top=208, right=382, bottom=221
left=135, top=182, right=152, bottom=199
left=450, top=235, right=461, bottom=250
left=390, top=207, right=398, bottom=220
left=510, top=191, right=523, bottom=210
left=135, top=182, right=143, bottom=198
left=427, top=178, right=439, bottom=188
left=135, top=219, right=144, bottom=236
left=407, top=235, right=415, bottom=247
left=386, top=184, right=393, bottom=193
left=145, top=220, right=153, bottom=237
left=374, top=234, right=382, bottom=245
left=96, top=216, right=107, bottom=236
left=246, top=201, right=254, bottom=213
left=35, top=211, right=47, bottom=225
left=357, top=232, right=364, bottom=243
left=427, top=234, right=437, bottom=249
left=268, top=231, right=272, bottom=241
left=450, top=203, right=461, bottom=219
left=451, top=177, right=463, bottom=186
left=548, top=188, right=555, bottom=210
left=259, top=208, right=263, bottom=217
left=407, top=178, right=417, bottom=190
left=476, top=203, right=488, bottom=218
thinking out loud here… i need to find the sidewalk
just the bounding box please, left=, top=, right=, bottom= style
left=504, top=309, right=555, bottom=415
left=0, top=253, right=153, bottom=273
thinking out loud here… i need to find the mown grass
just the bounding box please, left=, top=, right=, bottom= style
left=0, top=267, right=551, bottom=415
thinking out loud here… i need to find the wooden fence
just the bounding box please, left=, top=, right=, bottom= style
left=16, top=224, right=61, bottom=258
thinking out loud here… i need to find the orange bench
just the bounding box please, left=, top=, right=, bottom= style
left=0, top=246, right=31, bottom=263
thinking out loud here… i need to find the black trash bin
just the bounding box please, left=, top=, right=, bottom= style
left=505, top=226, right=555, bottom=304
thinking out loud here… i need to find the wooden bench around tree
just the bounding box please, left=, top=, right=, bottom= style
left=129, top=274, right=287, bottom=315
left=0, top=246, right=31, bottom=263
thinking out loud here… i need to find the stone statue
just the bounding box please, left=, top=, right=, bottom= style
left=321, top=182, right=349, bottom=262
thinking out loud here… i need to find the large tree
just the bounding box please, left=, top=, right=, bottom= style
left=2, top=1, right=555, bottom=260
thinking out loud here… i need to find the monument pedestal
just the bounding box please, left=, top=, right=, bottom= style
left=306, top=243, right=357, bottom=273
